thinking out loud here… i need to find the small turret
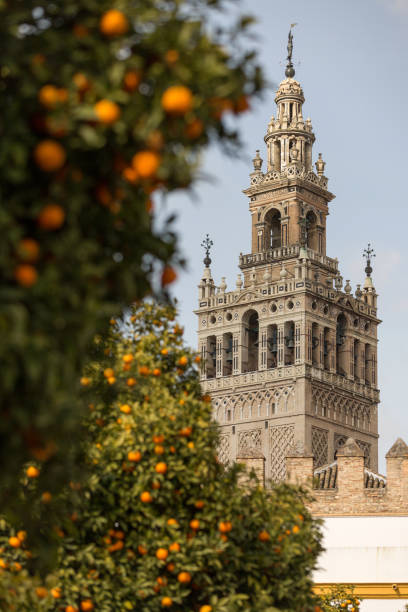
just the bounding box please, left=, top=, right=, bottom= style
left=198, top=234, right=216, bottom=301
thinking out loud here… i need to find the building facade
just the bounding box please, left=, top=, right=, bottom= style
left=195, top=53, right=380, bottom=481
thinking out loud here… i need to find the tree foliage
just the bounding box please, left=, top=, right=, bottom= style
left=0, top=302, right=327, bottom=611
left=317, top=585, right=361, bottom=612
left=0, top=0, right=264, bottom=506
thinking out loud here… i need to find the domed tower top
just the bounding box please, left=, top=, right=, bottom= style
left=265, top=28, right=316, bottom=173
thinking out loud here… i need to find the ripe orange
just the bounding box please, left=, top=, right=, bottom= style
left=17, top=531, right=26, bottom=542
left=65, top=606, right=79, bottom=612
left=179, top=426, right=192, bottom=437
left=167, top=518, right=178, bottom=526
left=185, top=118, right=204, bottom=139
left=161, top=85, right=193, bottom=115
left=161, top=265, right=177, bottom=286
left=155, top=445, right=165, bottom=455
left=37, top=203, right=65, bottom=230
left=137, top=544, right=148, bottom=555
left=38, top=85, right=67, bottom=109
left=26, top=465, right=40, bottom=478
left=17, top=238, right=40, bottom=262
left=120, top=404, right=132, bottom=414
left=80, top=377, right=91, bottom=386
left=51, top=587, right=62, bottom=598
left=122, top=353, right=133, bottom=363
left=153, top=368, right=161, bottom=376
left=0, top=559, right=8, bottom=569
left=177, top=571, right=191, bottom=584
left=166, top=562, right=175, bottom=572
left=161, top=597, right=173, bottom=608
left=169, top=542, right=180, bottom=553
left=94, top=100, right=121, bottom=124
left=122, top=166, right=139, bottom=184
left=155, top=462, right=167, bottom=474
left=41, top=491, right=52, bottom=503
left=80, top=601, right=94, bottom=611
left=164, top=49, right=179, bottom=64
left=35, top=587, right=48, bottom=599
left=156, top=548, right=168, bottom=561
left=152, top=480, right=161, bottom=490
left=14, top=265, right=37, bottom=288
left=194, top=355, right=201, bottom=363
left=34, top=139, right=66, bottom=172
left=200, top=607, right=212, bottom=612
left=100, top=10, right=129, bottom=37
left=258, top=530, right=270, bottom=542
left=126, top=377, right=136, bottom=386
left=73, top=73, right=90, bottom=93
left=8, top=537, right=20, bottom=548
left=292, top=525, right=300, bottom=534
left=220, top=534, right=228, bottom=542
left=139, top=365, right=150, bottom=376
left=194, top=500, right=205, bottom=509
left=161, top=348, right=169, bottom=356
left=104, top=368, right=114, bottom=378
left=187, top=441, right=194, bottom=449
left=124, top=71, right=141, bottom=92
left=177, top=356, right=188, bottom=366
left=140, top=491, right=152, bottom=503
left=190, top=519, right=200, bottom=530
left=132, top=151, right=160, bottom=179
left=219, top=521, right=232, bottom=533
left=153, top=435, right=165, bottom=444
left=128, top=451, right=142, bottom=462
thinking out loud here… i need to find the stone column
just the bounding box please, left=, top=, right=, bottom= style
left=216, top=334, right=223, bottom=378
left=277, top=323, right=285, bottom=367
left=385, top=438, right=408, bottom=504
left=259, top=326, right=268, bottom=370
left=233, top=331, right=240, bottom=375
left=199, top=338, right=207, bottom=380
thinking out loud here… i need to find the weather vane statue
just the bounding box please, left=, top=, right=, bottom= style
left=201, top=234, right=213, bottom=268
left=363, top=243, right=375, bottom=277
left=285, top=23, right=297, bottom=78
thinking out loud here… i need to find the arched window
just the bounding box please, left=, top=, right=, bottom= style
left=223, top=332, right=233, bottom=376
left=242, top=310, right=259, bottom=373
left=306, top=210, right=318, bottom=251
left=266, top=324, right=278, bottom=369
left=264, top=208, right=281, bottom=250
left=354, top=339, right=360, bottom=381
left=284, top=321, right=295, bottom=365
left=206, top=335, right=216, bottom=379
left=336, top=314, right=347, bottom=376
left=365, top=343, right=372, bottom=386
left=312, top=322, right=319, bottom=367
left=323, top=327, right=331, bottom=371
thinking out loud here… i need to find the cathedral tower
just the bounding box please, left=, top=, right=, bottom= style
left=195, top=33, right=380, bottom=480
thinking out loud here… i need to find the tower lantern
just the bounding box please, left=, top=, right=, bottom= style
left=195, top=33, right=380, bottom=480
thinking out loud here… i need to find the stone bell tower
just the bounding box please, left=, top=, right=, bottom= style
left=195, top=31, right=380, bottom=481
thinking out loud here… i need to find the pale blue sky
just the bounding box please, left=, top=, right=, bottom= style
left=163, top=0, right=408, bottom=471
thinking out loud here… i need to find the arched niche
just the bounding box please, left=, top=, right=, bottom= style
left=336, top=314, right=347, bottom=376
left=264, top=208, right=281, bottom=250
left=242, top=309, right=259, bottom=372
left=306, top=210, right=318, bottom=251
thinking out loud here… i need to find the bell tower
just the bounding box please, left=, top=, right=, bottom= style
left=195, top=31, right=380, bottom=481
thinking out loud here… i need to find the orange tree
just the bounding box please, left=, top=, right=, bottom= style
left=0, top=302, right=324, bottom=611
left=317, top=585, right=362, bottom=612
left=0, top=0, right=264, bottom=510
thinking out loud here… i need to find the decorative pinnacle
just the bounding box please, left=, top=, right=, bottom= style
left=363, top=243, right=375, bottom=277
left=285, top=24, right=297, bottom=78
left=201, top=234, right=213, bottom=268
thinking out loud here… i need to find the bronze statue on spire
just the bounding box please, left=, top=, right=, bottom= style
left=363, top=243, right=375, bottom=277
left=285, top=24, right=297, bottom=78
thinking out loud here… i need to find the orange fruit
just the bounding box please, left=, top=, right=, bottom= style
left=161, top=265, right=177, bottom=286
left=120, top=404, right=132, bottom=414
left=166, top=562, right=175, bottom=572
left=258, top=530, right=270, bottom=542
left=26, top=465, right=40, bottom=478
left=38, top=85, right=64, bottom=109
left=80, top=601, right=94, bottom=611
left=104, top=368, right=114, bottom=378
left=161, top=85, right=193, bottom=115
left=169, top=542, right=180, bottom=553
left=139, top=365, right=150, bottom=376
left=94, top=100, right=121, bottom=124
left=35, top=587, right=48, bottom=599
left=37, top=203, right=65, bottom=230
left=177, top=356, right=188, bottom=366
left=164, top=49, right=179, bottom=64
left=153, top=435, right=165, bottom=444
left=73, top=73, right=90, bottom=93
left=195, top=500, right=205, bottom=509
left=179, top=426, right=192, bottom=437
left=210, top=97, right=234, bottom=119
left=146, top=130, right=164, bottom=151
left=200, top=607, right=212, bottom=612
left=14, top=265, right=37, bottom=287
left=151, top=480, right=161, bottom=490
left=0, top=558, right=8, bottom=569
left=140, top=491, right=152, bottom=503
left=156, top=548, right=168, bottom=561
left=17, top=530, right=26, bottom=542
left=128, top=450, right=142, bottom=462
left=194, top=355, right=201, bottom=363
left=185, top=118, right=204, bottom=139
left=161, top=597, right=172, bottom=608
left=124, top=71, right=141, bottom=92
left=177, top=571, right=191, bottom=584
left=8, top=537, right=20, bottom=548
left=17, top=238, right=40, bottom=262
left=167, top=518, right=178, bottom=526
left=122, top=166, right=139, bottom=183
left=155, top=462, right=167, bottom=474
left=126, top=377, right=136, bottom=386
left=161, top=348, right=169, bottom=356
left=51, top=587, right=62, bottom=598
left=80, top=377, right=91, bottom=386
left=137, top=545, right=147, bottom=555
left=153, top=368, right=161, bottom=376
left=190, top=519, right=200, bottom=530
left=100, top=10, right=129, bottom=37
left=34, top=139, right=66, bottom=172
left=66, top=606, right=79, bottom=612
left=41, top=491, right=52, bottom=503
left=132, top=151, right=160, bottom=179
left=122, top=353, right=133, bottom=363
left=219, top=521, right=232, bottom=533
left=292, top=525, right=300, bottom=534
left=155, top=445, right=165, bottom=455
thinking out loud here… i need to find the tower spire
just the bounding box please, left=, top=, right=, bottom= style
left=363, top=243, right=375, bottom=278
left=285, top=24, right=297, bottom=78
left=201, top=234, right=213, bottom=268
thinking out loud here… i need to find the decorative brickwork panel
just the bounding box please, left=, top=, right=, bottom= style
left=218, top=434, right=231, bottom=465
left=312, top=427, right=328, bottom=467
left=270, top=424, right=294, bottom=481
left=356, top=439, right=371, bottom=468
left=238, top=429, right=262, bottom=455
